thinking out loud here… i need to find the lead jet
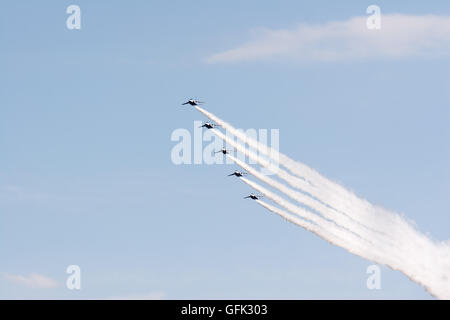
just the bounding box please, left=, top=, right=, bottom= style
left=244, top=194, right=263, bottom=200
left=199, top=122, right=219, bottom=129
left=228, top=170, right=248, bottom=177
left=182, top=99, right=204, bottom=106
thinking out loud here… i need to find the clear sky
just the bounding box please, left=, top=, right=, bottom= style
left=1, top=0, right=449, bottom=299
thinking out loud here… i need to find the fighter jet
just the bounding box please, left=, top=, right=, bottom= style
left=215, top=148, right=232, bottom=155
left=199, top=122, right=219, bottom=129
left=244, top=194, right=263, bottom=200
left=228, top=170, right=248, bottom=177
left=182, top=99, right=204, bottom=106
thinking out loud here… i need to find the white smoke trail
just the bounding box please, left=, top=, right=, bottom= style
left=202, top=109, right=438, bottom=281
left=245, top=179, right=450, bottom=300
left=198, top=106, right=399, bottom=232
left=211, top=128, right=389, bottom=240
left=241, top=177, right=400, bottom=267
left=196, top=106, right=450, bottom=299
left=255, top=199, right=356, bottom=250
left=255, top=198, right=404, bottom=273
left=228, top=149, right=437, bottom=291
left=227, top=154, right=388, bottom=246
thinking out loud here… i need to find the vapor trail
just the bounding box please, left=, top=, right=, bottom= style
left=245, top=179, right=450, bottom=300
left=200, top=107, right=399, bottom=235
left=242, top=177, right=392, bottom=265
left=196, top=106, right=450, bottom=299
left=208, top=122, right=424, bottom=278
left=254, top=199, right=403, bottom=270
left=211, top=128, right=388, bottom=239
left=255, top=199, right=351, bottom=249
left=227, top=154, right=379, bottom=243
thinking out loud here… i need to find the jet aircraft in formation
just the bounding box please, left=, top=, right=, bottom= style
left=183, top=98, right=265, bottom=203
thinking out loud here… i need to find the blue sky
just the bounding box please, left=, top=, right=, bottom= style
left=1, top=1, right=449, bottom=299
